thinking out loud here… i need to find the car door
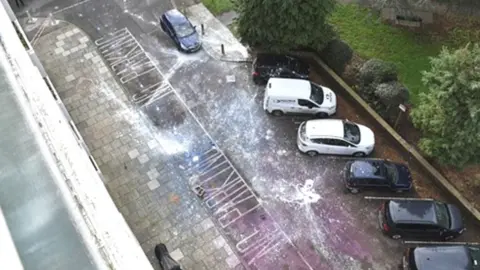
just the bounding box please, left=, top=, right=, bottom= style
left=356, top=178, right=373, bottom=190
left=363, top=178, right=379, bottom=191
left=397, top=223, right=425, bottom=239
left=279, top=69, right=294, bottom=79
left=311, top=138, right=330, bottom=154
left=438, top=226, right=452, bottom=240
left=164, top=20, right=176, bottom=41
left=342, top=140, right=358, bottom=155
left=327, top=139, right=352, bottom=155
left=412, top=224, right=435, bottom=239
left=424, top=224, right=444, bottom=240
left=297, top=99, right=319, bottom=114
left=261, top=66, right=277, bottom=81
left=372, top=177, right=392, bottom=191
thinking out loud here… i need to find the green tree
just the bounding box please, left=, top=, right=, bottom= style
left=234, top=0, right=336, bottom=51
left=411, top=43, right=480, bottom=167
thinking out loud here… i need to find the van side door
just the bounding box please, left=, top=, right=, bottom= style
left=297, top=99, right=319, bottom=114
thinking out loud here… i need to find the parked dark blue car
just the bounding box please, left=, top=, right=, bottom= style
left=159, top=9, right=201, bottom=53
left=344, top=159, right=413, bottom=193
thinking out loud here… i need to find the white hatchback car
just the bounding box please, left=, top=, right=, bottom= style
left=297, top=119, right=375, bottom=157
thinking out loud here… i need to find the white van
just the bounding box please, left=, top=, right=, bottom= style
left=263, top=78, right=337, bottom=117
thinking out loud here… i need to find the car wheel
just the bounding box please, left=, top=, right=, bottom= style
left=315, top=112, right=328, bottom=118
left=272, top=110, right=284, bottom=117
left=391, top=234, right=402, bottom=240
left=306, top=151, right=318, bottom=157
left=353, top=152, right=366, bottom=157
left=349, top=188, right=360, bottom=194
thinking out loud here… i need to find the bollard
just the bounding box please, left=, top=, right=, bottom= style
left=221, top=44, right=225, bottom=55
left=201, top=24, right=205, bottom=35
left=394, top=104, right=407, bottom=131
left=48, top=13, right=59, bottom=26
left=26, top=11, right=37, bottom=24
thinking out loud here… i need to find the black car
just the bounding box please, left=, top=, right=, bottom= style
left=402, top=245, right=480, bottom=270
left=160, top=9, right=201, bottom=53
left=378, top=199, right=466, bottom=241
left=252, top=53, right=309, bottom=85
left=344, top=159, right=413, bottom=193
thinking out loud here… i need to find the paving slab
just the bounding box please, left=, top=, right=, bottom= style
left=185, top=4, right=249, bottom=63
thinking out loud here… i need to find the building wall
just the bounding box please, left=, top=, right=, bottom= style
left=0, top=1, right=153, bottom=269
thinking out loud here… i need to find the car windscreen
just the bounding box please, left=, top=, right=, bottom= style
left=310, top=83, right=324, bottom=104
left=434, top=202, right=451, bottom=229
left=173, top=23, right=195, bottom=37
left=343, top=121, right=361, bottom=144
left=384, top=162, right=399, bottom=184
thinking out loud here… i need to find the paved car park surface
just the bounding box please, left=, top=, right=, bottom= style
left=22, top=0, right=480, bottom=269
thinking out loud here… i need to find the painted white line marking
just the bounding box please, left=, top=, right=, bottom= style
left=188, top=149, right=224, bottom=173
left=141, top=89, right=174, bottom=107
left=146, top=28, right=162, bottom=36
left=52, top=0, right=92, bottom=15
left=95, top=28, right=171, bottom=106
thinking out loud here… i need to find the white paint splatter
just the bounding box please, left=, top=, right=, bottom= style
left=265, top=129, right=274, bottom=140
left=253, top=178, right=321, bottom=206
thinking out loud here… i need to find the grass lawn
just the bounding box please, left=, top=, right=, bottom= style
left=202, top=0, right=234, bottom=15
left=329, top=4, right=480, bottom=105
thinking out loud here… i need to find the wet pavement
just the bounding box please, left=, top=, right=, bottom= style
left=19, top=0, right=480, bottom=269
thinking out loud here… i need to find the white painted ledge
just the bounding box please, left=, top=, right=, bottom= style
left=0, top=2, right=153, bottom=270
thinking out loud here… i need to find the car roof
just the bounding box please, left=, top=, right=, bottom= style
left=388, top=200, right=439, bottom=225
left=349, top=160, right=386, bottom=179
left=266, top=78, right=311, bottom=99
left=164, top=9, right=188, bottom=24
left=305, top=119, right=344, bottom=138
left=413, top=246, right=472, bottom=270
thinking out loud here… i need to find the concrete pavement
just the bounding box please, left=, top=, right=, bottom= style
left=185, top=4, right=249, bottom=62
left=34, top=22, right=242, bottom=270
